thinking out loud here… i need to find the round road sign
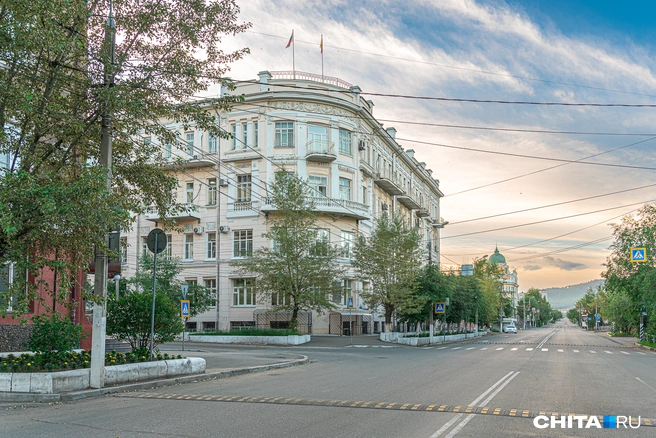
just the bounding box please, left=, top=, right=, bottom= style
left=147, top=228, right=167, bottom=254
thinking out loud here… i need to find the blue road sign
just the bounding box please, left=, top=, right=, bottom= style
left=631, top=248, right=646, bottom=262
left=435, top=302, right=445, bottom=314
left=595, top=314, right=601, bottom=322
left=347, top=296, right=354, bottom=309
left=181, top=300, right=190, bottom=319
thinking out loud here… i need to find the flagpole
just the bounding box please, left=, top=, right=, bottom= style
left=292, top=29, right=295, bottom=79
left=321, top=34, right=324, bottom=82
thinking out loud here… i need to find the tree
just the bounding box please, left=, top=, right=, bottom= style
left=603, top=205, right=656, bottom=336
left=106, top=291, right=183, bottom=351
left=0, top=0, right=249, bottom=315
left=129, top=253, right=212, bottom=318
left=352, top=215, right=423, bottom=329
left=235, top=171, right=345, bottom=331
left=473, top=257, right=503, bottom=326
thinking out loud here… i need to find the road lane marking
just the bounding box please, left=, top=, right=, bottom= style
left=621, top=351, right=630, bottom=355
left=480, top=347, right=488, bottom=350
left=541, top=348, right=548, bottom=352
left=526, top=348, right=533, bottom=351
left=495, top=348, right=504, bottom=351
left=437, top=347, right=447, bottom=350
left=589, top=350, right=597, bottom=353
left=465, top=347, right=475, bottom=350
left=573, top=350, right=579, bottom=353
left=452, top=347, right=462, bottom=350
left=557, top=349, right=564, bottom=352
left=511, top=348, right=517, bottom=351
left=605, top=351, right=613, bottom=354
left=637, top=352, right=646, bottom=355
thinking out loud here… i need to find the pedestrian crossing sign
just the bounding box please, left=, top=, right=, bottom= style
left=181, top=300, right=190, bottom=318
left=435, top=302, right=445, bottom=314
left=630, top=248, right=646, bottom=262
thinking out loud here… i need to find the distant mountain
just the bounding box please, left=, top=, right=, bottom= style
left=540, top=280, right=605, bottom=310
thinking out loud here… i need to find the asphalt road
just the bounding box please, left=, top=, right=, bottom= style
left=2, top=320, right=655, bottom=437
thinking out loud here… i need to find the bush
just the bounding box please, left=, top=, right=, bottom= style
left=28, top=313, right=86, bottom=355
left=107, top=291, right=184, bottom=352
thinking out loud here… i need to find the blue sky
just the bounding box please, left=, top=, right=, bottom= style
left=219, top=0, right=656, bottom=290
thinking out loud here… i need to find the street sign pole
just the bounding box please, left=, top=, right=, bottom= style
left=181, top=284, right=189, bottom=352
left=149, top=232, right=158, bottom=360
left=429, top=302, right=434, bottom=343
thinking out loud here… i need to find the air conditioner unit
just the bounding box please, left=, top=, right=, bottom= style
left=381, top=203, right=389, bottom=211
left=218, top=225, right=230, bottom=234
left=218, top=178, right=228, bottom=186
left=193, top=226, right=204, bottom=234
left=193, top=154, right=199, bottom=160
left=358, top=140, right=366, bottom=151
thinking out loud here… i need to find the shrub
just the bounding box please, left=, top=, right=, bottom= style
left=193, top=328, right=301, bottom=336
left=28, top=313, right=86, bottom=355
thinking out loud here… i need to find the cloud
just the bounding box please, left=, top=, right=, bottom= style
left=522, top=264, right=542, bottom=271
left=543, top=256, right=587, bottom=271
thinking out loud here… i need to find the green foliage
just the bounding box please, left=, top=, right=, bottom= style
left=106, top=291, right=184, bottom=351
left=129, top=254, right=212, bottom=318
left=28, top=313, right=86, bottom=355
left=603, top=205, right=656, bottom=335
left=0, top=350, right=183, bottom=373
left=353, top=215, right=423, bottom=326
left=235, top=171, right=345, bottom=331
left=518, top=288, right=555, bottom=327
left=0, top=0, right=249, bottom=316
left=193, top=328, right=301, bottom=336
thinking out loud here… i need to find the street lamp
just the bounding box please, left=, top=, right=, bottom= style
left=114, top=274, right=121, bottom=300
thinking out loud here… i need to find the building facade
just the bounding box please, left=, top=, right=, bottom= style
left=121, top=70, right=445, bottom=334
left=489, top=247, right=519, bottom=319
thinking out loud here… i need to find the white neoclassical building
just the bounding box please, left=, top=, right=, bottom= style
left=121, top=70, right=446, bottom=334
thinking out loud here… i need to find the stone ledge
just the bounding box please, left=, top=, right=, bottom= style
left=0, top=357, right=206, bottom=395
left=188, top=334, right=311, bottom=345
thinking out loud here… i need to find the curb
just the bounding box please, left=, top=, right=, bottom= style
left=636, top=342, right=656, bottom=352
left=1, top=355, right=309, bottom=404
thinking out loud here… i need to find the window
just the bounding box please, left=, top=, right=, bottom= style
left=166, top=234, right=172, bottom=260
left=207, top=233, right=216, bottom=259
left=333, top=279, right=351, bottom=304
left=208, top=136, right=217, bottom=154
left=341, top=231, right=354, bottom=258
left=141, top=236, right=148, bottom=257
left=339, top=178, right=351, bottom=201
left=272, top=291, right=289, bottom=306
left=204, top=278, right=217, bottom=307
left=233, top=278, right=255, bottom=306
left=362, top=186, right=368, bottom=205
left=202, top=321, right=216, bottom=332
left=308, top=175, right=328, bottom=197
left=185, top=182, right=194, bottom=204
left=231, top=125, right=237, bottom=150
left=164, top=142, right=172, bottom=158
left=274, top=122, right=294, bottom=147
left=120, top=237, right=127, bottom=264
left=207, top=178, right=217, bottom=205
left=184, top=234, right=194, bottom=260
left=242, top=122, right=248, bottom=148
left=339, top=129, right=352, bottom=155
left=308, top=125, right=328, bottom=152
left=233, top=230, right=253, bottom=257
left=185, top=132, right=194, bottom=156
left=237, top=174, right=252, bottom=202
left=254, top=121, right=259, bottom=147
left=311, top=229, right=330, bottom=256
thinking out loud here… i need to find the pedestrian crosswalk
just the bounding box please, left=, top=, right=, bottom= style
left=419, top=345, right=654, bottom=356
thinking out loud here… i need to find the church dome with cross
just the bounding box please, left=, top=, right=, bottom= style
left=489, top=246, right=506, bottom=265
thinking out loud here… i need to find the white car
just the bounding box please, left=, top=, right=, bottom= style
left=504, top=325, right=517, bottom=333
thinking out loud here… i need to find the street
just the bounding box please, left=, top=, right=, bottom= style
left=2, top=320, right=655, bottom=437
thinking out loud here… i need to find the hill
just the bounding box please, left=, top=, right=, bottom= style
left=540, top=280, right=604, bottom=310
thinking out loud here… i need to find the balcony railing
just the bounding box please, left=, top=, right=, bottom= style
left=270, top=71, right=353, bottom=89
left=261, top=196, right=369, bottom=220
left=374, top=170, right=404, bottom=196
left=306, top=140, right=336, bottom=162
left=146, top=203, right=201, bottom=221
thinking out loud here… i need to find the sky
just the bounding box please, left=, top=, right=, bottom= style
left=214, top=0, right=656, bottom=291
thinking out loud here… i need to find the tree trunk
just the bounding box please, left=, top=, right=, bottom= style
left=384, top=304, right=394, bottom=332
left=290, top=305, right=299, bottom=332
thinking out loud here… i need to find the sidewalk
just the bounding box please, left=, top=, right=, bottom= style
left=0, top=349, right=308, bottom=405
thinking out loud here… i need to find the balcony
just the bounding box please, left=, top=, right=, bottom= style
left=164, top=153, right=216, bottom=169
left=374, top=171, right=404, bottom=196
left=396, top=194, right=421, bottom=210
left=270, top=71, right=353, bottom=89
left=359, top=161, right=375, bottom=178
left=146, top=203, right=201, bottom=222
left=261, top=196, right=369, bottom=220
left=226, top=200, right=260, bottom=218
left=416, top=207, right=430, bottom=218
left=306, top=140, right=336, bottom=162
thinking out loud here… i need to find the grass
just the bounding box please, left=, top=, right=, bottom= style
left=192, top=328, right=301, bottom=337
left=609, top=332, right=634, bottom=337
left=638, top=340, right=656, bottom=349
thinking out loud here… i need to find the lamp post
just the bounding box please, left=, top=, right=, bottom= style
left=114, top=274, right=121, bottom=300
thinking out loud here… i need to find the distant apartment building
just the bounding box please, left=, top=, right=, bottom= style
left=121, top=70, right=445, bottom=334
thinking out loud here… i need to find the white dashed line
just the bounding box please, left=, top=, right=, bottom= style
left=637, top=352, right=646, bottom=355
left=452, top=347, right=462, bottom=350
left=496, top=347, right=504, bottom=351
left=541, top=348, right=548, bottom=352
left=589, top=350, right=597, bottom=354
left=437, top=347, right=447, bottom=350
left=511, top=348, right=518, bottom=351
left=558, top=349, right=564, bottom=352
left=621, top=351, right=630, bottom=355
left=526, top=348, right=533, bottom=351
left=480, top=348, right=488, bottom=350
left=466, top=347, right=475, bottom=350
left=573, top=350, right=579, bottom=353
left=605, top=351, right=613, bottom=354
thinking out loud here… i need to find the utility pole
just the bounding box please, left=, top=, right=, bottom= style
left=90, top=3, right=116, bottom=389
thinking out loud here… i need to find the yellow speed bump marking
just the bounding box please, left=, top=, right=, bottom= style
left=117, top=394, right=656, bottom=427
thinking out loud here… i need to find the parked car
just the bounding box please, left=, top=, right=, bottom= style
left=504, top=325, right=517, bottom=333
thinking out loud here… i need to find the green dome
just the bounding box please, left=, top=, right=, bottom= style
left=489, top=247, right=506, bottom=264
